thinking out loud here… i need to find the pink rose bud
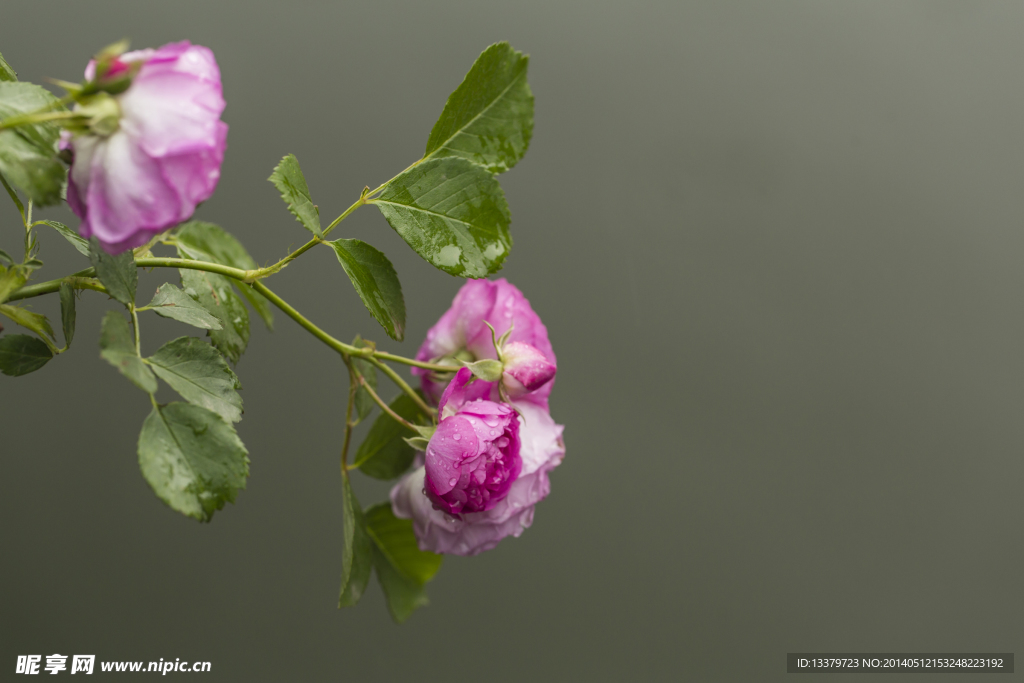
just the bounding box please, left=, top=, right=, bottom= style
left=501, top=340, right=557, bottom=399
left=413, top=278, right=557, bottom=408
left=392, top=399, right=565, bottom=556
left=424, top=368, right=522, bottom=516
left=66, top=41, right=228, bottom=254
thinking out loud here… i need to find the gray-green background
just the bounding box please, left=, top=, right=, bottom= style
left=2, top=1, right=1022, bottom=680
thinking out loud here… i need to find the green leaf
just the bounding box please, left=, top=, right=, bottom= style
left=329, top=239, right=405, bottom=341
left=59, top=282, right=76, bottom=348
left=268, top=154, right=320, bottom=236
left=0, top=265, right=27, bottom=304
left=99, top=310, right=157, bottom=393
left=354, top=392, right=431, bottom=480
left=174, top=221, right=273, bottom=331
left=145, top=283, right=223, bottom=330
left=371, top=157, right=511, bottom=278
left=0, top=51, right=17, bottom=82
left=138, top=402, right=249, bottom=522
left=0, top=82, right=66, bottom=205
left=339, top=472, right=373, bottom=608
left=0, top=334, right=52, bottom=376
left=366, top=503, right=442, bottom=623
left=180, top=268, right=250, bottom=364
left=0, top=302, right=55, bottom=341
left=365, top=503, right=443, bottom=583
left=89, top=238, right=137, bottom=306
left=351, top=336, right=378, bottom=425
left=148, top=337, right=243, bottom=423
left=43, top=220, right=90, bottom=257
left=424, top=42, right=534, bottom=174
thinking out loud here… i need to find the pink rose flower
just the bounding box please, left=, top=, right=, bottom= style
left=65, top=41, right=228, bottom=254
left=501, top=340, right=557, bottom=400
left=413, top=278, right=557, bottom=408
left=391, top=398, right=565, bottom=556
left=424, top=368, right=522, bottom=516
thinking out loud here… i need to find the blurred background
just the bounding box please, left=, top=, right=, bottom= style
left=2, top=1, right=1022, bottom=680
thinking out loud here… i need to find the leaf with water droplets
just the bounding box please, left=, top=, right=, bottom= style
left=371, top=157, right=511, bottom=278
left=145, top=283, right=223, bottom=330
left=174, top=221, right=273, bottom=331
left=180, top=267, right=249, bottom=364
left=138, top=402, right=249, bottom=522
left=89, top=237, right=137, bottom=306
left=148, top=337, right=242, bottom=423
left=424, top=42, right=533, bottom=174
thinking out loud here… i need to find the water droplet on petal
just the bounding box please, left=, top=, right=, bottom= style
left=452, top=433, right=461, bottom=441
left=448, top=477, right=458, bottom=487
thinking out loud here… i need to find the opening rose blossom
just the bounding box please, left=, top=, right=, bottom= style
left=413, top=278, right=557, bottom=408
left=394, top=279, right=565, bottom=556
left=392, top=398, right=565, bottom=556
left=424, top=368, right=522, bottom=516
left=64, top=41, right=228, bottom=254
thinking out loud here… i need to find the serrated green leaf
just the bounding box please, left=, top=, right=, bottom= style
left=0, top=265, right=27, bottom=304
left=372, top=157, right=511, bottom=278
left=99, top=310, right=156, bottom=393
left=354, top=392, right=431, bottom=480
left=0, top=302, right=55, bottom=341
left=175, top=221, right=273, bottom=331
left=145, top=283, right=223, bottom=330
left=424, top=42, right=533, bottom=174
left=43, top=220, right=90, bottom=256
left=89, top=238, right=137, bottom=306
left=0, top=51, right=17, bottom=82
left=366, top=503, right=441, bottom=623
left=59, top=281, right=76, bottom=348
left=0, top=82, right=66, bottom=205
left=329, top=239, right=405, bottom=341
left=339, top=472, right=373, bottom=608
left=138, top=402, right=249, bottom=522
left=268, top=154, right=320, bottom=236
left=148, top=337, right=242, bottom=423
left=365, top=503, right=443, bottom=583
left=351, top=336, right=378, bottom=425
left=180, top=268, right=249, bottom=364
left=0, top=334, right=52, bottom=376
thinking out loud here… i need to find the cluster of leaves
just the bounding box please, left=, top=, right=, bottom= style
left=0, top=42, right=535, bottom=622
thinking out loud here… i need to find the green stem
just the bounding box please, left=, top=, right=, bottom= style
left=368, top=356, right=435, bottom=417
left=340, top=357, right=358, bottom=470
left=250, top=280, right=359, bottom=355
left=0, top=93, right=77, bottom=132
left=7, top=270, right=104, bottom=300
left=9, top=258, right=461, bottom=375
left=354, top=369, right=419, bottom=432
left=136, top=256, right=251, bottom=280
left=130, top=304, right=142, bottom=356
left=247, top=194, right=368, bottom=279
left=0, top=109, right=80, bottom=132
